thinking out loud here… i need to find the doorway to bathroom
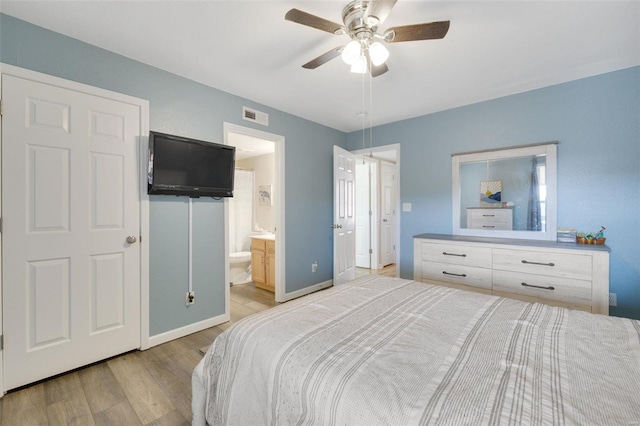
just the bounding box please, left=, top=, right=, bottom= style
left=223, top=123, right=285, bottom=323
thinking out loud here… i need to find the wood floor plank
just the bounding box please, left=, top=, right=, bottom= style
left=93, top=400, right=142, bottom=426
left=43, top=372, right=95, bottom=425
left=107, top=352, right=175, bottom=424
left=145, top=409, right=189, bottom=426
left=1, top=383, right=48, bottom=426
left=142, top=348, right=194, bottom=421
left=46, top=399, right=95, bottom=426
left=78, top=362, right=127, bottom=414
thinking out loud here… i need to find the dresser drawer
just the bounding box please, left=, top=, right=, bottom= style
left=420, top=261, right=492, bottom=290
left=493, top=270, right=592, bottom=307
left=493, top=248, right=592, bottom=281
left=420, top=242, right=492, bottom=268
left=467, top=209, right=513, bottom=230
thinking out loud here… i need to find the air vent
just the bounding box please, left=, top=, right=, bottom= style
left=242, top=107, right=269, bottom=126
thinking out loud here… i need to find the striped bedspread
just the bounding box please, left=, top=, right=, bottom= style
left=201, top=276, right=640, bottom=425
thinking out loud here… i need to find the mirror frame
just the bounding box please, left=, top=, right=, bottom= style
left=452, top=142, right=558, bottom=241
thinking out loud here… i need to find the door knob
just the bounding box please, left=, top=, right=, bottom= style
left=383, top=219, right=388, bottom=222
left=126, top=235, right=137, bottom=244
left=331, top=224, right=343, bottom=229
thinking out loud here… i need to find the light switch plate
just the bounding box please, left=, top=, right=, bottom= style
left=402, top=203, right=412, bottom=212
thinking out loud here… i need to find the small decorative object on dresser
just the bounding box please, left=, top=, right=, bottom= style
left=557, top=227, right=577, bottom=243
left=414, top=233, right=610, bottom=314
left=577, top=226, right=606, bottom=245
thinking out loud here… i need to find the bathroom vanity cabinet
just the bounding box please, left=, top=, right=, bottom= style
left=251, top=236, right=275, bottom=293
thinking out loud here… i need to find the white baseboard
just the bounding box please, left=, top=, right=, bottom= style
left=282, top=279, right=333, bottom=302
left=147, top=312, right=229, bottom=348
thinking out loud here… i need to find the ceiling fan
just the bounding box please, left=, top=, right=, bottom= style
left=285, top=0, right=450, bottom=77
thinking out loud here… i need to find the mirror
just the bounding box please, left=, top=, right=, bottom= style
left=452, top=142, right=557, bottom=241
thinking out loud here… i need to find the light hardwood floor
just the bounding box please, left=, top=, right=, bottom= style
left=0, top=269, right=397, bottom=425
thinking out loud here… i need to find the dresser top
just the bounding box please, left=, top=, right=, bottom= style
left=414, top=233, right=610, bottom=253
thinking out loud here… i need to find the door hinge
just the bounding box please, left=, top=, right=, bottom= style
left=0, top=217, right=3, bottom=233
left=0, top=335, right=4, bottom=351
left=0, top=100, right=4, bottom=116
left=369, top=249, right=373, bottom=254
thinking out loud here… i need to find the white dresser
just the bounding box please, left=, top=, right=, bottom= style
left=466, top=207, right=513, bottom=230
left=413, top=233, right=610, bottom=314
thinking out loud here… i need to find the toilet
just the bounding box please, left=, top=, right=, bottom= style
left=229, top=251, right=252, bottom=285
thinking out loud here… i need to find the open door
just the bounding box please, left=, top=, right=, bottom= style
left=333, top=146, right=356, bottom=285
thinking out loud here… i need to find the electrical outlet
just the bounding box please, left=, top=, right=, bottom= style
left=312, top=261, right=318, bottom=273
left=609, top=292, right=617, bottom=307
left=186, top=291, right=195, bottom=306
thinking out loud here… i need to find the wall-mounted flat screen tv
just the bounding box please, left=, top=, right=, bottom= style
left=148, top=131, right=235, bottom=198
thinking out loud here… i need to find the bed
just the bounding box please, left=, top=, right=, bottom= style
left=192, top=275, right=640, bottom=425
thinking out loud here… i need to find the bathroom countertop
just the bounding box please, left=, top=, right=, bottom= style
left=251, top=234, right=275, bottom=241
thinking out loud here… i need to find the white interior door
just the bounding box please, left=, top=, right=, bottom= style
left=2, top=74, right=142, bottom=390
left=380, top=161, right=396, bottom=267
left=355, top=161, right=371, bottom=268
left=333, top=146, right=356, bottom=285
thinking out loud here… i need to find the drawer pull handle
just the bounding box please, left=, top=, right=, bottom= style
left=521, top=282, right=555, bottom=291
left=482, top=214, right=495, bottom=217
left=521, top=260, right=555, bottom=267
left=442, top=252, right=466, bottom=257
left=443, top=271, right=467, bottom=278
left=482, top=225, right=495, bottom=228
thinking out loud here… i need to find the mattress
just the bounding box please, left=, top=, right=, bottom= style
left=193, top=275, right=640, bottom=425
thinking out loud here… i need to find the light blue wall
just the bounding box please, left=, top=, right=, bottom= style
left=1, top=14, right=345, bottom=335
left=347, top=66, right=640, bottom=320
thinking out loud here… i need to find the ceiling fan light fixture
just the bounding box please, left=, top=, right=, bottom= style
left=368, top=41, right=389, bottom=66
left=350, top=55, right=368, bottom=73
left=341, top=40, right=362, bottom=65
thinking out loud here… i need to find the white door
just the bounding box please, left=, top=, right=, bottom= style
left=333, top=146, right=356, bottom=285
left=355, top=161, right=371, bottom=268
left=380, top=161, right=396, bottom=267
left=2, top=74, right=142, bottom=390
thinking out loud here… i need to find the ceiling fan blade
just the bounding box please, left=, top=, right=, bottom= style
left=371, top=62, right=389, bottom=78
left=385, top=21, right=450, bottom=43
left=365, top=0, right=398, bottom=26
left=285, top=8, right=345, bottom=35
left=302, top=47, right=344, bottom=69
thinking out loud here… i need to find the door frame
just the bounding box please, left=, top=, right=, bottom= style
left=355, top=158, right=378, bottom=269
left=223, top=123, right=286, bottom=306
left=350, top=143, right=400, bottom=275
left=0, top=64, right=150, bottom=395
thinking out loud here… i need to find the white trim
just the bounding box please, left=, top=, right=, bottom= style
left=147, top=313, right=229, bottom=348
left=350, top=143, right=401, bottom=277
left=0, top=63, right=152, bottom=353
left=223, top=123, right=286, bottom=309
left=280, top=280, right=333, bottom=302
left=452, top=142, right=558, bottom=241
left=138, top=97, right=151, bottom=350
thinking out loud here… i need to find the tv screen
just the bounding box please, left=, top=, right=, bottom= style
left=148, top=131, right=235, bottom=198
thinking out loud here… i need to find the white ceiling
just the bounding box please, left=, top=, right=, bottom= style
left=1, top=1, right=638, bottom=133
